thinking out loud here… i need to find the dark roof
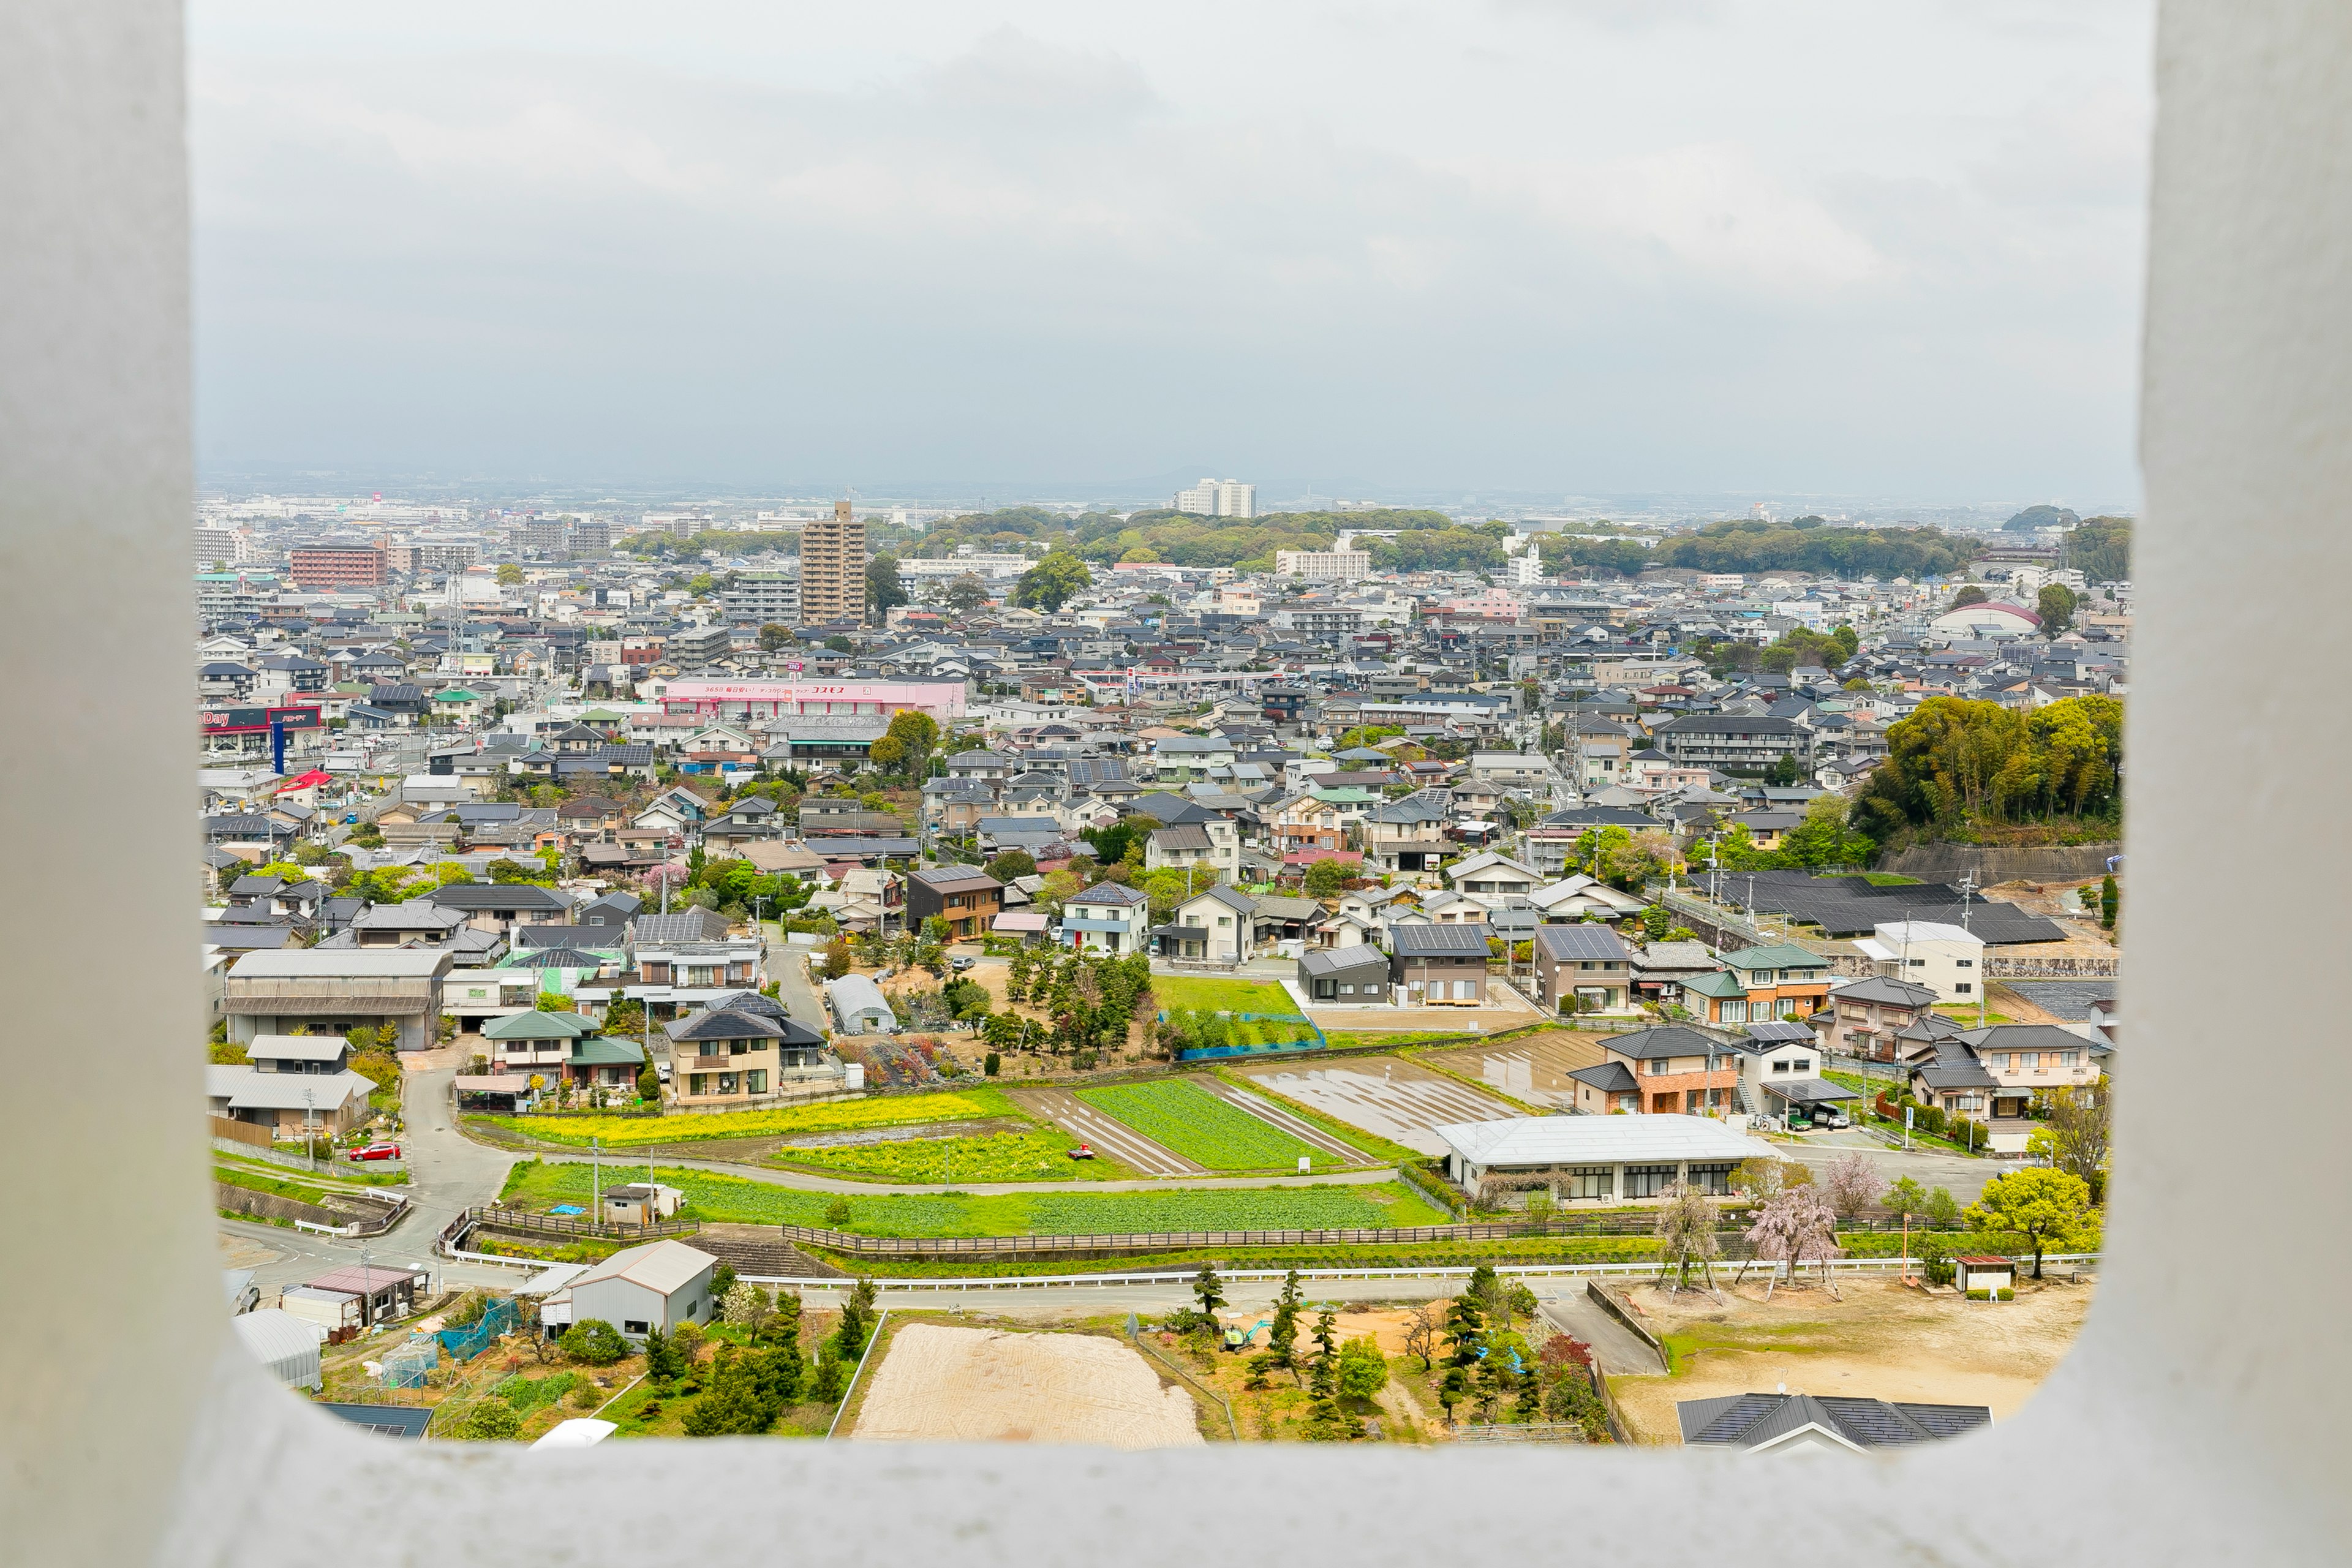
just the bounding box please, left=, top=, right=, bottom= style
left=909, top=865, right=1003, bottom=894
left=1678, top=1392, right=1990, bottom=1450
left=431, top=884, right=570, bottom=913
left=1150, top=823, right=1215, bottom=851
left=1531, top=924, right=1630, bottom=962
left=314, top=1403, right=432, bottom=1441
left=1389, top=923, right=1492, bottom=957
left=1299, top=946, right=1390, bottom=978
left=1830, top=975, right=1940, bottom=1009
left=1568, top=1060, right=1640, bottom=1095
left=631, top=909, right=734, bottom=943
left=670, top=1007, right=826, bottom=1047
left=1705, top=870, right=2066, bottom=944
left=1605, top=1024, right=1730, bottom=1061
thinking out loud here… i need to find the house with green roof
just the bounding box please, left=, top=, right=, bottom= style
left=478, top=1007, right=644, bottom=1096
left=431, top=687, right=486, bottom=724
left=1683, top=943, right=1833, bottom=1027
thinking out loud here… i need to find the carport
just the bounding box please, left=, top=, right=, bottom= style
left=1763, top=1077, right=1860, bottom=1128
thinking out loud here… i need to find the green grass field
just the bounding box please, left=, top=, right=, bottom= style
left=499, top=1160, right=1445, bottom=1235
left=1076, top=1078, right=1360, bottom=1172
left=1151, top=976, right=1300, bottom=1016
left=767, top=1128, right=1126, bottom=1183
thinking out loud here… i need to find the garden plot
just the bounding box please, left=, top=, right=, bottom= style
left=1234, top=1057, right=1519, bottom=1157
left=1076, top=1079, right=1352, bottom=1173
left=1415, top=1031, right=1609, bottom=1109
left=1197, top=1080, right=1375, bottom=1164
left=1009, top=1087, right=1206, bottom=1177
left=848, top=1323, right=1204, bottom=1447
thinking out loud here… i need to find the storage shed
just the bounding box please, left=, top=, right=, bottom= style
left=230, top=1308, right=324, bottom=1392
left=1956, top=1255, right=2018, bottom=1297
left=539, top=1239, right=717, bottom=1341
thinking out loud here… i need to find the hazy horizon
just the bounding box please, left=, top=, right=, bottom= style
left=192, top=2, right=2154, bottom=508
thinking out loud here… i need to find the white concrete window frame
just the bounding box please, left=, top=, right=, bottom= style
left=4, top=1, right=2350, bottom=1564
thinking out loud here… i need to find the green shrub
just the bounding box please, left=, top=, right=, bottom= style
left=559, top=1319, right=628, bottom=1366
left=1997, top=1287, right=2015, bottom=1301
left=459, top=1400, right=522, bottom=1440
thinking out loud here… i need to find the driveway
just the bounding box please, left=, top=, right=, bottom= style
left=1778, top=1134, right=2002, bottom=1207
left=762, top=922, right=829, bottom=1032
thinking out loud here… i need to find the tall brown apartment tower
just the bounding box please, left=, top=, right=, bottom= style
left=797, top=498, right=865, bottom=625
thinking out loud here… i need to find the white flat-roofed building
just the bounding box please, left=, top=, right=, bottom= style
left=1175, top=478, right=1255, bottom=518
left=1274, top=549, right=1371, bottom=582
left=1431, top=1114, right=1777, bottom=1207
left=1853, top=919, right=1986, bottom=1003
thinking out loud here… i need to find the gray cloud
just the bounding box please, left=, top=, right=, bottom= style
left=190, top=3, right=2154, bottom=502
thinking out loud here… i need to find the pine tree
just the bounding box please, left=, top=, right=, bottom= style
left=1267, top=1270, right=1303, bottom=1375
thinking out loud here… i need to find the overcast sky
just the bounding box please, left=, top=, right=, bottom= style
left=190, top=1, right=2154, bottom=507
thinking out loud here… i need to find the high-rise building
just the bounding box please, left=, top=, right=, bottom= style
left=569, top=516, right=611, bottom=554
left=194, top=527, right=238, bottom=570
left=724, top=567, right=801, bottom=625
left=798, top=499, right=865, bottom=625
left=1173, top=478, right=1255, bottom=518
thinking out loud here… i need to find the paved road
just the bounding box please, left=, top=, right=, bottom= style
left=761, top=922, right=829, bottom=1032
left=1777, top=1132, right=2000, bottom=1206
left=1537, top=1291, right=1662, bottom=1376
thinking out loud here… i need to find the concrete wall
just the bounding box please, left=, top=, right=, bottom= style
left=1878, top=842, right=2122, bottom=884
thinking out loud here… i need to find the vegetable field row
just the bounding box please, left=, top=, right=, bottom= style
left=1074, top=1078, right=1348, bottom=1172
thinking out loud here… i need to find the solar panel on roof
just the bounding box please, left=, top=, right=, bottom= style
left=1704, top=871, right=2066, bottom=943
left=1744, top=1020, right=1814, bottom=1042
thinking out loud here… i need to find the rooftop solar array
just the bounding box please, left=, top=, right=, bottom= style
left=1695, top=870, right=2067, bottom=944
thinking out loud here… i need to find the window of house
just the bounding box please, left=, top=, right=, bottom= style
left=2062, top=1050, right=2081, bottom=1066
left=1562, top=1166, right=1613, bottom=1200
left=1622, top=1163, right=1677, bottom=1199
left=718, top=1073, right=737, bottom=1093
left=1792, top=1058, right=1812, bottom=1072
left=747, top=1069, right=767, bottom=1093
left=2022, top=1052, right=2040, bottom=1069
left=1956, top=957, right=1975, bottom=968
left=625, top=1319, right=650, bottom=1335
left=1646, top=1057, right=1667, bottom=1074
left=1955, top=982, right=1973, bottom=995
left=1339, top=982, right=1354, bottom=994
left=1771, top=1060, right=1790, bottom=1074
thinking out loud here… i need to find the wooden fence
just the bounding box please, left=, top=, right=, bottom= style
left=467, top=1205, right=701, bottom=1243
left=209, top=1115, right=276, bottom=1150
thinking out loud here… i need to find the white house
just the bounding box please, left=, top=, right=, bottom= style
left=1853, top=920, right=1985, bottom=1003
left=1430, top=1115, right=1777, bottom=1205
left=1161, top=884, right=1257, bottom=965
left=1060, top=881, right=1151, bottom=955
left=1446, top=851, right=1544, bottom=908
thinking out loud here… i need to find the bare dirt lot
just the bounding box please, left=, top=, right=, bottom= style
left=1417, top=1031, right=1610, bottom=1109
left=1235, top=1056, right=1518, bottom=1156
left=848, top=1322, right=1205, bottom=1447
left=1606, top=1272, right=2095, bottom=1442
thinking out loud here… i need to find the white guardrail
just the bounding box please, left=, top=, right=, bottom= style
left=740, top=1254, right=2100, bottom=1294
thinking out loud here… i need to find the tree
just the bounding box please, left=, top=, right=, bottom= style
left=944, top=573, right=989, bottom=611
left=2038, top=582, right=2079, bottom=635
left=485, top=857, right=537, bottom=884
left=865, top=552, right=908, bottom=620
left=1012, top=549, right=1092, bottom=612
left=460, top=1399, right=522, bottom=1440
left=724, top=1282, right=776, bottom=1337
left=1743, top=1186, right=1839, bottom=1297
left=2028, top=1080, right=2113, bottom=1200
left=1443, top=1277, right=1488, bottom=1371
left=644, top=1325, right=685, bottom=1383
left=636, top=1061, right=662, bottom=1103
left=1336, top=1336, right=1388, bottom=1402
left=823, top=633, right=854, bottom=652
left=1653, top=1180, right=1722, bottom=1292
left=1731, top=1157, right=1811, bottom=1202
left=1951, top=584, right=1989, bottom=608
left=1882, top=1175, right=1931, bottom=1224
left=984, top=849, right=1036, bottom=881
left=1266, top=1270, right=1303, bottom=1375
left=1820, top=1152, right=1879, bottom=1221
left=2099, top=873, right=2119, bottom=929
left=559, top=1319, right=628, bottom=1365
left=495, top=562, right=523, bottom=587
left=1191, top=1262, right=1226, bottom=1320
left=1924, top=1185, right=1960, bottom=1227
left=759, top=623, right=794, bottom=652
left=1401, top=1301, right=1441, bottom=1370
left=820, top=937, right=852, bottom=980
left=870, top=709, right=938, bottom=780
left=1303, top=857, right=1349, bottom=898
left=1964, top=1167, right=2094, bottom=1279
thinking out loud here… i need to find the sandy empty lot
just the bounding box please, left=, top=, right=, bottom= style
left=1607, top=1273, right=2095, bottom=1442
left=849, top=1324, right=1205, bottom=1447
left=1237, top=1057, right=1517, bottom=1156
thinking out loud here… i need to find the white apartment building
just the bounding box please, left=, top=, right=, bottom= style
left=722, top=567, right=801, bottom=624
left=1174, top=478, right=1255, bottom=518
left=1505, top=551, right=1542, bottom=587
left=194, top=527, right=239, bottom=570
left=897, top=552, right=1032, bottom=580
left=1274, top=548, right=1371, bottom=582
left=1854, top=919, right=1985, bottom=1002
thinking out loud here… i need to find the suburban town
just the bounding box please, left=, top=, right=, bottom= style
left=205, top=493, right=2120, bottom=1452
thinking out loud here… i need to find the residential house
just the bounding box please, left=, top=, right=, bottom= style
left=1678, top=1393, right=1990, bottom=1455
left=1447, top=851, right=1543, bottom=908
left=1268, top=793, right=1348, bottom=857
left=1530, top=923, right=1633, bottom=1013
left=1158, top=884, right=1257, bottom=965
left=1681, top=943, right=1834, bottom=1027
left=1145, top=820, right=1239, bottom=883
left=204, top=1034, right=379, bottom=1140
left=667, top=995, right=830, bottom=1106
left=1389, top=921, right=1490, bottom=1005
left=1817, top=974, right=1942, bottom=1060
left=1567, top=1023, right=1741, bottom=1117
left=1629, top=940, right=1722, bottom=1008
left=1362, top=796, right=1449, bottom=877
left=1060, top=880, right=1151, bottom=955
left=1296, top=945, right=1390, bottom=1004
left=1526, top=874, right=1648, bottom=923
left=905, top=865, right=1004, bottom=943
left=430, top=881, right=573, bottom=939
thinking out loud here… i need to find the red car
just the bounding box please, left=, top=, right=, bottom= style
left=1068, top=1142, right=1096, bottom=1160
left=347, top=1142, right=402, bottom=1163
